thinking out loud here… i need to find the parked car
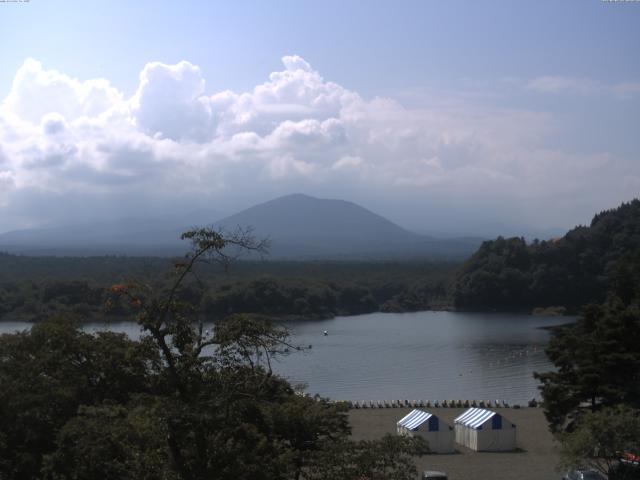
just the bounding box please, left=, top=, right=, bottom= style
left=620, top=451, right=640, bottom=467
left=611, top=453, right=640, bottom=480
left=422, top=471, right=448, bottom=480
left=562, top=469, right=606, bottom=480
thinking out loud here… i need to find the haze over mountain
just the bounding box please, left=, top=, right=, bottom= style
left=0, top=194, right=482, bottom=259
left=0, top=210, right=224, bottom=256
left=413, top=223, right=566, bottom=242
left=217, top=193, right=419, bottom=244
left=2, top=3, right=639, bottom=246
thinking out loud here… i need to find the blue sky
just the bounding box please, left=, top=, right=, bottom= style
left=3, top=1, right=639, bottom=96
left=0, top=0, right=639, bottom=235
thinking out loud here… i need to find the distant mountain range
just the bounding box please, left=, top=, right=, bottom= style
left=0, top=194, right=483, bottom=259
left=0, top=210, right=223, bottom=256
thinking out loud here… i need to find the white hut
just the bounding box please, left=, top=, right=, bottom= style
left=397, top=409, right=454, bottom=453
left=453, top=407, right=516, bottom=451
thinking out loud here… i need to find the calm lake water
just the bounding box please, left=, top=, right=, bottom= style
left=0, top=311, right=572, bottom=404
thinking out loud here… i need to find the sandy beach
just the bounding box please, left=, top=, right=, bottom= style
left=349, top=407, right=561, bottom=480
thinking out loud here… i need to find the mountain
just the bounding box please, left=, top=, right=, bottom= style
left=214, top=194, right=482, bottom=259
left=0, top=210, right=223, bottom=256
left=0, top=194, right=482, bottom=259
left=216, top=193, right=419, bottom=245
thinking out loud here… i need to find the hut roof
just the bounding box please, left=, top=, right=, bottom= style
left=454, top=407, right=497, bottom=429
left=397, top=409, right=433, bottom=430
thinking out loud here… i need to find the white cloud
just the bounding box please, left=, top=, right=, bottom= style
left=3, top=58, right=121, bottom=123
left=527, top=75, right=640, bottom=98
left=130, top=61, right=213, bottom=142
left=526, top=76, right=598, bottom=95
left=281, top=55, right=313, bottom=72
left=41, top=113, right=67, bottom=136
left=214, top=55, right=359, bottom=139
left=332, top=155, right=363, bottom=171
left=266, top=154, right=316, bottom=180
left=0, top=56, right=637, bottom=233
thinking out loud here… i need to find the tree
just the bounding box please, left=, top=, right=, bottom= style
left=1, top=227, right=427, bottom=479
left=105, top=226, right=428, bottom=479
left=453, top=199, right=640, bottom=311
left=0, top=317, right=156, bottom=479
left=42, top=403, right=176, bottom=480
left=306, top=434, right=428, bottom=480
left=559, top=406, right=640, bottom=479
left=535, top=255, right=640, bottom=433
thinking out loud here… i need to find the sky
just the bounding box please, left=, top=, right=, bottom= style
left=0, top=0, right=639, bottom=236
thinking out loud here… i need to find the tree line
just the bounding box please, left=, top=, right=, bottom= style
left=4, top=199, right=640, bottom=322
left=0, top=257, right=455, bottom=323
left=0, top=228, right=428, bottom=480
left=535, top=250, right=640, bottom=478
left=452, top=199, right=640, bottom=311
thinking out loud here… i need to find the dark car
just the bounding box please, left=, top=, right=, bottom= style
left=563, top=470, right=606, bottom=480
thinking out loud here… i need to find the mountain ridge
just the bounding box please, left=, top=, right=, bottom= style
left=215, top=193, right=424, bottom=245
left=0, top=194, right=482, bottom=259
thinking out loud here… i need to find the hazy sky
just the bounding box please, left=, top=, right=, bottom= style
left=1, top=0, right=639, bottom=235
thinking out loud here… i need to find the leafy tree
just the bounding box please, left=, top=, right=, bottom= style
left=264, top=394, right=350, bottom=479
left=0, top=251, right=457, bottom=323
left=306, top=434, right=428, bottom=480
left=453, top=199, right=640, bottom=311
left=535, top=254, right=640, bottom=433
left=0, top=318, right=157, bottom=479
left=1, top=227, right=428, bottom=479
left=559, top=406, right=640, bottom=479
left=42, top=402, right=176, bottom=480
left=106, top=227, right=426, bottom=480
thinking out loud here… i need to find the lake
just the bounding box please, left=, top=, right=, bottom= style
left=0, top=311, right=572, bottom=405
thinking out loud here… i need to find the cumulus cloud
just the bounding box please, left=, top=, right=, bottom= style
left=130, top=61, right=213, bottom=142
left=281, top=55, right=312, bottom=72
left=0, top=56, right=637, bottom=233
left=3, top=58, right=121, bottom=123
left=216, top=55, right=359, bottom=139
left=41, top=113, right=67, bottom=136
left=332, top=155, right=363, bottom=171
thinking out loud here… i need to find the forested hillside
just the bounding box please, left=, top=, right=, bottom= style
left=0, top=229, right=428, bottom=480
left=452, top=199, right=640, bottom=311
left=0, top=256, right=455, bottom=322
left=4, top=199, right=639, bottom=321
left=0, top=194, right=481, bottom=260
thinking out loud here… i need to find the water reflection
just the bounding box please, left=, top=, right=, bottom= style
left=0, top=311, right=572, bottom=404
left=273, top=311, right=572, bottom=404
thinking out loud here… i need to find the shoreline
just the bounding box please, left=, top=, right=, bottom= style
left=336, top=399, right=537, bottom=409
left=0, top=304, right=581, bottom=325
left=349, top=407, right=559, bottom=480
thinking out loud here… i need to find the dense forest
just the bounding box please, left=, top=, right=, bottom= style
left=2, top=204, right=640, bottom=477
left=452, top=199, right=640, bottom=311
left=3, top=199, right=640, bottom=323
left=534, top=250, right=640, bottom=478
left=0, top=255, right=455, bottom=323
left=0, top=229, right=428, bottom=480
